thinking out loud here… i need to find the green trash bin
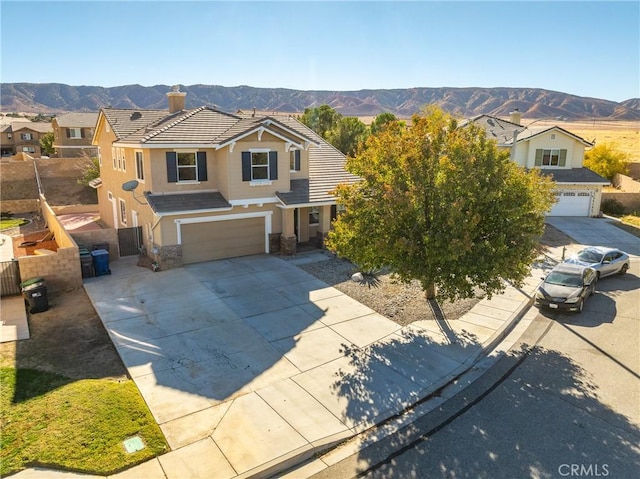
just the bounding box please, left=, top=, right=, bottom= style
left=21, top=278, right=49, bottom=314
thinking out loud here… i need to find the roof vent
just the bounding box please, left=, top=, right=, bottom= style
left=130, top=112, right=142, bottom=120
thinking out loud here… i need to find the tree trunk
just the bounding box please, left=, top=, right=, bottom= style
left=424, top=283, right=437, bottom=299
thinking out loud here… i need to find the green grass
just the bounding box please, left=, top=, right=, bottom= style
left=0, top=218, right=29, bottom=231
left=0, top=368, right=168, bottom=476
left=621, top=214, right=640, bottom=229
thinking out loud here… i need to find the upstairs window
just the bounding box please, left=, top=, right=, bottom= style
left=67, top=128, right=83, bottom=138
left=166, top=151, right=207, bottom=183
left=135, top=151, right=144, bottom=181
left=20, top=133, right=32, bottom=140
left=119, top=198, right=127, bottom=226
left=535, top=148, right=567, bottom=167
left=290, top=150, right=301, bottom=171
left=242, top=150, right=278, bottom=183
left=7, top=133, right=12, bottom=139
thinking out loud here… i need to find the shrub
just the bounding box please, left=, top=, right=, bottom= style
left=601, top=198, right=626, bottom=216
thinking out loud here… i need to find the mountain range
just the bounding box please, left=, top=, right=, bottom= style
left=1, top=83, right=639, bottom=120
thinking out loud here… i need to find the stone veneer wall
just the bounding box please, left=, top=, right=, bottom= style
left=269, top=233, right=281, bottom=253
left=280, top=234, right=297, bottom=255
left=151, top=244, right=182, bottom=271
left=17, top=195, right=83, bottom=293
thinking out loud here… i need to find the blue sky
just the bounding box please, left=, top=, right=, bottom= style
left=1, top=1, right=638, bottom=102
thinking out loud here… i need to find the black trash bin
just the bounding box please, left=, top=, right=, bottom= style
left=21, top=278, right=49, bottom=314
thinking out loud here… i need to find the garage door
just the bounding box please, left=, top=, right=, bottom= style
left=548, top=191, right=592, bottom=216
left=181, top=217, right=265, bottom=264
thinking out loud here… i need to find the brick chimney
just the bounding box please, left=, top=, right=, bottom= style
left=167, top=85, right=186, bottom=113
left=509, top=108, right=522, bottom=125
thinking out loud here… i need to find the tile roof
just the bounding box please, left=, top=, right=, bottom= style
left=10, top=121, right=52, bottom=133
left=463, top=115, right=525, bottom=146
left=101, top=105, right=359, bottom=205
left=55, top=112, right=99, bottom=128
left=145, top=191, right=231, bottom=214
left=539, top=168, right=610, bottom=184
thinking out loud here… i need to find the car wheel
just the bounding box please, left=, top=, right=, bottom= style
left=619, top=264, right=629, bottom=275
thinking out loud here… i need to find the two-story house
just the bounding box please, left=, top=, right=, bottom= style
left=92, top=88, right=357, bottom=269
left=0, top=121, right=53, bottom=157
left=465, top=110, right=609, bottom=216
left=52, top=112, right=99, bottom=158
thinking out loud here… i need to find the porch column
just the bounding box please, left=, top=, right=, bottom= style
left=317, top=205, right=333, bottom=248
left=280, top=208, right=296, bottom=255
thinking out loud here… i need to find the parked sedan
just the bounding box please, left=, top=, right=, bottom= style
left=536, top=263, right=597, bottom=313
left=564, top=246, right=630, bottom=278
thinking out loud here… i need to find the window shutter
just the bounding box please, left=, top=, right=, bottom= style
left=559, top=149, right=567, bottom=167
left=294, top=150, right=301, bottom=171
left=166, top=152, right=178, bottom=183
left=534, top=149, right=543, bottom=166
left=80, top=129, right=85, bottom=139
left=269, top=151, right=278, bottom=180
left=66, top=128, right=71, bottom=138
left=242, top=152, right=251, bottom=181
left=196, top=152, right=207, bottom=181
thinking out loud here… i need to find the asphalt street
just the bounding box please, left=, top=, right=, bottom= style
left=310, top=256, right=639, bottom=479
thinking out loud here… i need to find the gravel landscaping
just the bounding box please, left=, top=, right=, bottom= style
left=297, top=224, right=573, bottom=327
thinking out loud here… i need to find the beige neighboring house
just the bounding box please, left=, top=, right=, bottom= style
left=92, top=88, right=357, bottom=269
left=465, top=110, right=609, bottom=216
left=52, top=112, right=99, bottom=158
left=0, top=121, right=52, bottom=157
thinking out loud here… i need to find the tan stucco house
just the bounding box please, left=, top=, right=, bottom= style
left=465, top=111, right=609, bottom=216
left=52, top=112, right=99, bottom=158
left=92, top=88, right=357, bottom=269
left=0, top=121, right=52, bottom=157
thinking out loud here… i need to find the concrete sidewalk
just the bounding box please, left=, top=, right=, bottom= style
left=18, top=215, right=639, bottom=479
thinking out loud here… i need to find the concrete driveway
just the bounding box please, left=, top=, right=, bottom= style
left=82, top=249, right=534, bottom=478
left=546, top=217, right=640, bottom=256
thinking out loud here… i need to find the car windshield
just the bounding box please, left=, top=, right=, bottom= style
left=546, top=271, right=583, bottom=288
left=576, top=249, right=603, bottom=263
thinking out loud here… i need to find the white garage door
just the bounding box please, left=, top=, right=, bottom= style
left=548, top=191, right=592, bottom=217
left=181, top=217, right=265, bottom=264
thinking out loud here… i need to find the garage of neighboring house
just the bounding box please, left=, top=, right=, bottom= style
left=180, top=215, right=267, bottom=264
left=541, top=169, right=610, bottom=217
left=548, top=190, right=594, bottom=216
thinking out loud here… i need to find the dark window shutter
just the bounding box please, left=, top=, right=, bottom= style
left=534, top=149, right=543, bottom=166
left=66, top=128, right=71, bottom=138
left=166, top=152, right=178, bottom=183
left=242, top=152, right=251, bottom=181
left=559, top=149, right=567, bottom=167
left=196, top=152, right=207, bottom=181
left=269, top=151, right=278, bottom=180
left=80, top=129, right=85, bottom=139
left=294, top=150, right=301, bottom=171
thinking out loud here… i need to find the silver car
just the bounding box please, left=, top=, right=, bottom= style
left=565, top=246, right=630, bottom=278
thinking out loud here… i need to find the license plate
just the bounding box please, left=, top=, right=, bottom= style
left=550, top=304, right=558, bottom=309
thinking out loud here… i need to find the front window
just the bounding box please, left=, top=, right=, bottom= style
left=309, top=206, right=319, bottom=225
left=22, top=146, right=35, bottom=153
left=20, top=133, right=32, bottom=140
left=68, top=128, right=82, bottom=138
left=177, top=152, right=197, bottom=181
left=135, top=151, right=144, bottom=181
left=290, top=149, right=300, bottom=171
left=251, top=152, right=269, bottom=180
left=542, top=149, right=560, bottom=166
left=119, top=199, right=127, bottom=225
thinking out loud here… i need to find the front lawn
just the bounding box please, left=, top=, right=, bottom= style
left=0, top=368, right=168, bottom=476
left=0, top=218, right=29, bottom=231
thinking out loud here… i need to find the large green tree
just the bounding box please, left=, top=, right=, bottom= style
left=370, top=112, right=399, bottom=136
left=40, top=131, right=55, bottom=156
left=326, top=107, right=556, bottom=301
left=300, top=104, right=342, bottom=139
left=584, top=142, right=630, bottom=181
left=326, top=116, right=369, bottom=156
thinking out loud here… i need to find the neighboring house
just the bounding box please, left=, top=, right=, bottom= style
left=465, top=110, right=609, bottom=216
left=0, top=121, right=53, bottom=157
left=92, top=88, right=357, bottom=269
left=52, top=112, right=99, bottom=158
